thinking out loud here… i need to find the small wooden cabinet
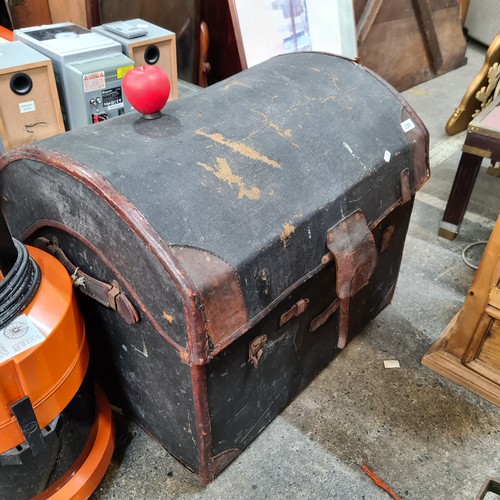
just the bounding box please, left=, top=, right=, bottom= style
left=423, top=216, right=500, bottom=406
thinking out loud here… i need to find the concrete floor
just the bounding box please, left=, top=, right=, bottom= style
left=95, top=42, right=499, bottom=499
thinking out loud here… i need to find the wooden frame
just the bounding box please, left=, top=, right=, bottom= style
left=459, top=0, right=470, bottom=26
left=228, top=0, right=357, bottom=70
left=227, top=0, right=248, bottom=69
left=423, top=216, right=500, bottom=407
left=446, top=33, right=500, bottom=136
left=356, top=0, right=383, bottom=44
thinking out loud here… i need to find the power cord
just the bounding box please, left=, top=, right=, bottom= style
left=461, top=240, right=488, bottom=270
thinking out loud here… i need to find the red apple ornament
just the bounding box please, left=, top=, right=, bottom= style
left=123, top=65, right=171, bottom=119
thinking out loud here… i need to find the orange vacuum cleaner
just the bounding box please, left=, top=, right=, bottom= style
left=0, top=211, right=114, bottom=499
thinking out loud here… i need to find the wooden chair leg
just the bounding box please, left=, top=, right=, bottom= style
left=438, top=151, right=483, bottom=239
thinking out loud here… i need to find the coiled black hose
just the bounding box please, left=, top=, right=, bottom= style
left=0, top=240, right=41, bottom=329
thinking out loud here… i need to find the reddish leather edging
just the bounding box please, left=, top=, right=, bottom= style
left=363, top=65, right=430, bottom=193
left=191, top=364, right=214, bottom=482
left=170, top=245, right=248, bottom=346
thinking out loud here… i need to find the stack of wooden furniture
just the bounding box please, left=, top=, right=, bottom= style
left=4, top=0, right=468, bottom=89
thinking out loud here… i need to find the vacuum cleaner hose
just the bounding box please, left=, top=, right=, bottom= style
left=0, top=239, right=41, bottom=329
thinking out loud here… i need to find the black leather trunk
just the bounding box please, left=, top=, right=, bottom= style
left=0, top=52, right=429, bottom=482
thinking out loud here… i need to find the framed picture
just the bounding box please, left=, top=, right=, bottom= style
left=228, top=0, right=357, bottom=69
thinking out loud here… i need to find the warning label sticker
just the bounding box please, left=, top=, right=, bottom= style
left=117, top=65, right=133, bottom=80
left=0, top=315, right=46, bottom=363
left=83, top=71, right=106, bottom=93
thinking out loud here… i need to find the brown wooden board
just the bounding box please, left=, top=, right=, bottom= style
left=48, top=0, right=88, bottom=28
left=355, top=0, right=467, bottom=91
left=5, top=0, right=52, bottom=29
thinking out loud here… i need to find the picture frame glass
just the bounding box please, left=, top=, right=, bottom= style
left=231, top=0, right=357, bottom=68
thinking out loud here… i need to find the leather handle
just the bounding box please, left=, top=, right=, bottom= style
left=33, top=237, right=139, bottom=325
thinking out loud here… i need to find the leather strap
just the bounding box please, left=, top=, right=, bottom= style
left=326, top=210, right=377, bottom=348
left=279, top=298, right=309, bottom=326
left=309, top=298, right=339, bottom=333
left=33, top=237, right=139, bottom=325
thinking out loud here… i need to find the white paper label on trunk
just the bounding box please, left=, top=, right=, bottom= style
left=401, top=119, right=416, bottom=133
